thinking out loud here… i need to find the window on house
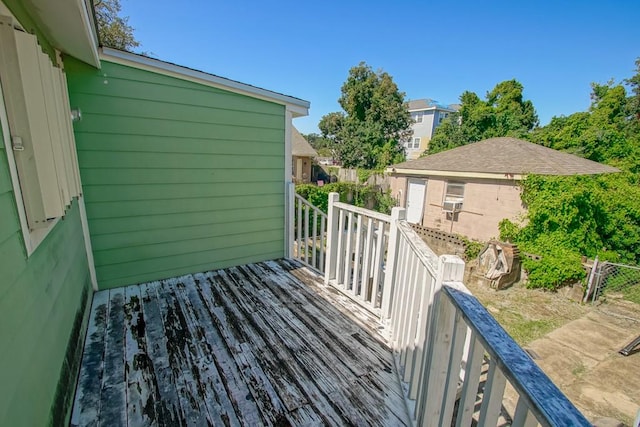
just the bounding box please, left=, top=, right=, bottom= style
left=413, top=112, right=423, bottom=123
left=443, top=182, right=464, bottom=221
left=0, top=16, right=81, bottom=255
left=410, top=137, right=421, bottom=149
left=438, top=112, right=449, bottom=124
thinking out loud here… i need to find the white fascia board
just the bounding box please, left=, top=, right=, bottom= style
left=387, top=168, right=524, bottom=181
left=408, top=106, right=436, bottom=113
left=408, top=106, right=457, bottom=113
left=77, top=0, right=100, bottom=67
left=101, top=48, right=310, bottom=116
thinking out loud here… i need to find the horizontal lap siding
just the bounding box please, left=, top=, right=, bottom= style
left=65, top=58, right=287, bottom=289
left=0, top=142, right=92, bottom=425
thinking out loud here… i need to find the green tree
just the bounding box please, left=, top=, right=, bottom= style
left=319, top=62, right=412, bottom=169
left=531, top=78, right=640, bottom=173
left=427, top=79, right=538, bottom=155
left=303, top=133, right=334, bottom=157
left=93, top=0, right=140, bottom=51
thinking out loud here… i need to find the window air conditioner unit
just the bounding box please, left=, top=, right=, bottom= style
left=442, top=201, right=462, bottom=213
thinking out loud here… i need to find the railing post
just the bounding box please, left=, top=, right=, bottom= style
left=286, top=182, right=295, bottom=259
left=416, top=254, right=465, bottom=427
left=584, top=255, right=599, bottom=303
left=380, top=206, right=406, bottom=321
left=324, top=192, right=340, bottom=285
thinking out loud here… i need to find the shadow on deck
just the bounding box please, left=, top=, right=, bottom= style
left=71, top=259, right=410, bottom=426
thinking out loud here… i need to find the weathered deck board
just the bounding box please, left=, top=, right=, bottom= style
left=72, top=259, right=411, bottom=426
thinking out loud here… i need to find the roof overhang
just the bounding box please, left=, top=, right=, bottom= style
left=101, top=48, right=310, bottom=117
left=13, top=0, right=100, bottom=67
left=386, top=167, right=524, bottom=181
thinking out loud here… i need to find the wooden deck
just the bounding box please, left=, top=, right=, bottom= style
left=71, top=259, right=410, bottom=426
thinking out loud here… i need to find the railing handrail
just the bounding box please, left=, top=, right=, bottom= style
left=333, top=201, right=391, bottom=223
left=395, top=220, right=440, bottom=278
left=443, top=283, right=591, bottom=427
left=294, top=193, right=328, bottom=220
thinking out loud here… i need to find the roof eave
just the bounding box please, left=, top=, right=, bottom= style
left=22, top=0, right=100, bottom=67
left=100, top=48, right=310, bottom=117
left=387, top=168, right=524, bottom=181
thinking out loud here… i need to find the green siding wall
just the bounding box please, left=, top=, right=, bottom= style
left=65, top=58, right=287, bottom=289
left=0, top=125, right=92, bottom=425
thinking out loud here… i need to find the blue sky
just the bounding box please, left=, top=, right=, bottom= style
left=120, top=0, right=640, bottom=135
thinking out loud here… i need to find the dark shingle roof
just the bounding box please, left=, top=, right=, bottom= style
left=392, top=137, right=620, bottom=176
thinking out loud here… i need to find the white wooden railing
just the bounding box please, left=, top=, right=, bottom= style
left=324, top=193, right=391, bottom=314
left=292, top=192, right=327, bottom=272
left=313, top=193, right=591, bottom=427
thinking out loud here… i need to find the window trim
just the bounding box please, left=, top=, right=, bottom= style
left=443, top=181, right=464, bottom=207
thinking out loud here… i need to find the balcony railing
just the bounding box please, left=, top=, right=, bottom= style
left=294, top=191, right=591, bottom=427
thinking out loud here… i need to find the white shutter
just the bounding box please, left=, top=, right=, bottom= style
left=0, top=14, right=83, bottom=240
left=15, top=30, right=65, bottom=220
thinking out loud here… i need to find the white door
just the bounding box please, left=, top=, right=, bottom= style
left=406, top=179, right=426, bottom=224
left=295, top=158, right=303, bottom=181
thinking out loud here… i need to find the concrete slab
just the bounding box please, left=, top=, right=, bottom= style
left=525, top=337, right=599, bottom=387
left=527, top=302, right=640, bottom=425
left=544, top=316, right=632, bottom=361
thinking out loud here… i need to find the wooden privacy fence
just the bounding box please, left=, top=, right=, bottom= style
left=318, top=192, right=591, bottom=427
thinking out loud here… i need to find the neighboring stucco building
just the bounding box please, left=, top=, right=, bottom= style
left=292, top=126, right=317, bottom=183
left=388, top=137, right=619, bottom=241
left=404, top=99, right=459, bottom=159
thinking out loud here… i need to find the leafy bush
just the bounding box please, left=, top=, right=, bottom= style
left=520, top=245, right=586, bottom=290
left=459, top=237, right=484, bottom=261
left=499, top=173, right=640, bottom=290
left=295, top=182, right=396, bottom=215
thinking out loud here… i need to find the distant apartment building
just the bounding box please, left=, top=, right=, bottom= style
left=404, top=99, right=459, bottom=159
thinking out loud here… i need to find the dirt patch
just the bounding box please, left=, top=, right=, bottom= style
left=465, top=279, right=591, bottom=346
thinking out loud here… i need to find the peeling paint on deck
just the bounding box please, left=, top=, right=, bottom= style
left=71, top=260, right=409, bottom=426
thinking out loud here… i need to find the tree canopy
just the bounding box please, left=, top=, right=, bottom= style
left=303, top=133, right=334, bottom=157
left=426, top=79, right=538, bottom=155
left=93, top=0, right=140, bottom=51
left=319, top=62, right=412, bottom=169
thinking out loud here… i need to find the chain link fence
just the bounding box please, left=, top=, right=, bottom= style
left=588, top=261, right=640, bottom=304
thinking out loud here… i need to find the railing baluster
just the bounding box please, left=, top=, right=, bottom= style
left=319, top=216, right=326, bottom=272
left=477, top=358, right=507, bottom=427
left=352, top=214, right=363, bottom=298
left=409, top=271, right=436, bottom=400
left=312, top=209, right=317, bottom=269
left=455, top=333, right=485, bottom=427
left=419, top=282, right=458, bottom=427
left=512, top=396, right=538, bottom=427
left=399, top=249, right=418, bottom=371
left=336, top=209, right=346, bottom=286
left=361, top=217, right=374, bottom=303
left=371, top=220, right=385, bottom=308
left=391, top=239, right=410, bottom=348
left=402, top=260, right=424, bottom=383
left=304, top=204, right=309, bottom=266
left=325, top=193, right=339, bottom=283
left=343, top=211, right=354, bottom=291
left=440, top=310, right=470, bottom=426
left=296, top=197, right=302, bottom=259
